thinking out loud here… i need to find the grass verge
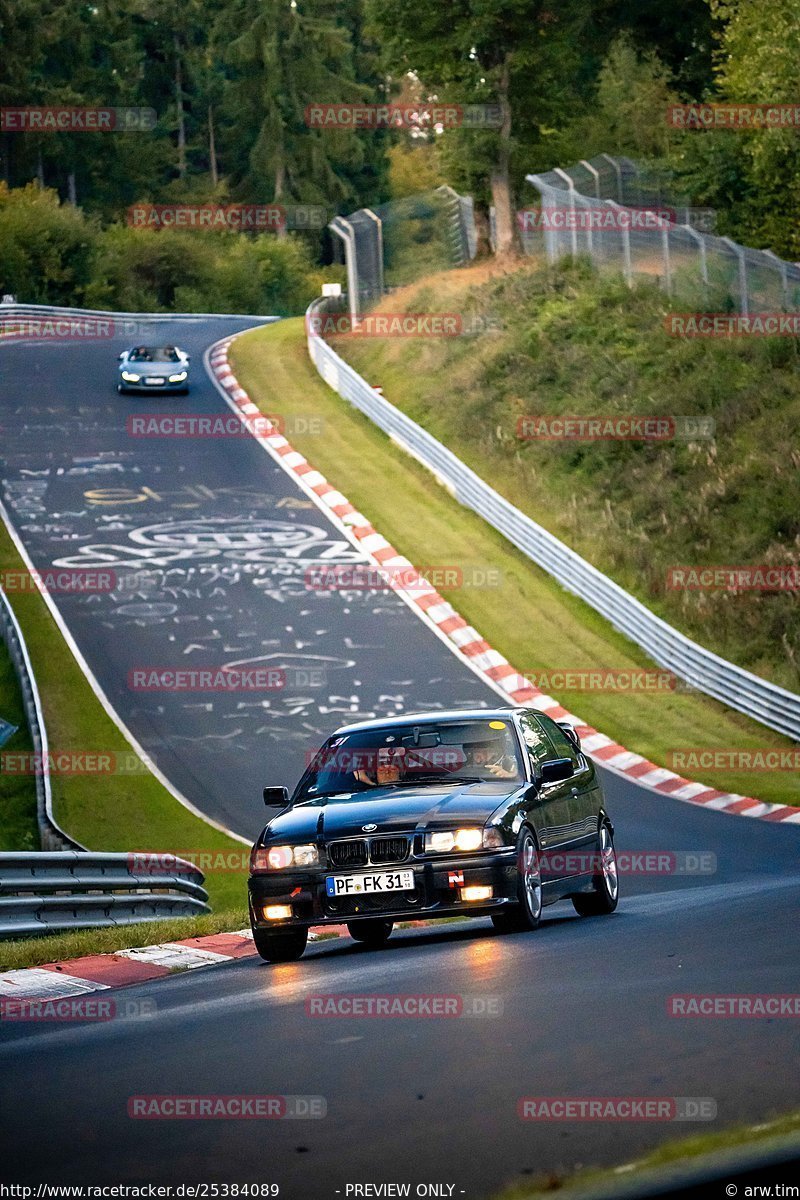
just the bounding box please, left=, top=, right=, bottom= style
left=229, top=315, right=799, bottom=805
left=0, top=635, right=38, bottom=850
left=0, top=908, right=248, bottom=972
left=334, top=259, right=800, bottom=694
left=492, top=1109, right=800, bottom=1198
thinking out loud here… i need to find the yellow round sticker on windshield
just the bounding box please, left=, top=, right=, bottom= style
left=488, top=720, right=506, bottom=729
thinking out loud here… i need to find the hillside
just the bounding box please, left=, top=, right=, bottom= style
left=332, top=260, right=800, bottom=694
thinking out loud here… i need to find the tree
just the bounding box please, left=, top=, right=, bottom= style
left=367, top=0, right=592, bottom=255
left=213, top=0, right=387, bottom=212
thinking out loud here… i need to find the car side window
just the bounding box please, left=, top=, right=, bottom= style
left=518, top=712, right=553, bottom=776
left=538, top=715, right=581, bottom=770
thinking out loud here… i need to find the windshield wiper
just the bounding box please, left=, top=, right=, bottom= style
left=381, top=775, right=485, bottom=787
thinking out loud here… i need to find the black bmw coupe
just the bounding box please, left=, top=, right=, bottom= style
left=248, top=707, right=618, bottom=961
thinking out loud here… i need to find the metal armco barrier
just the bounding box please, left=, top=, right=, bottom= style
left=306, top=296, right=800, bottom=742
left=0, top=852, right=210, bottom=939
left=0, top=587, right=82, bottom=851
left=0, top=300, right=277, bottom=322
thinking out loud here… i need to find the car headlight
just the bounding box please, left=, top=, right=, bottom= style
left=250, top=843, right=319, bottom=871
left=168, top=371, right=187, bottom=382
left=121, top=371, right=140, bottom=382
left=425, top=828, right=483, bottom=853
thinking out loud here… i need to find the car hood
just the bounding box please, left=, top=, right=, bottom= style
left=261, top=781, right=522, bottom=843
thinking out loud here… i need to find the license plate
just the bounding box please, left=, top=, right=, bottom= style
left=325, top=869, right=414, bottom=897
left=145, top=377, right=165, bottom=385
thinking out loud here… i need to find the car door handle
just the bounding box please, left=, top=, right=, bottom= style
left=571, top=787, right=579, bottom=797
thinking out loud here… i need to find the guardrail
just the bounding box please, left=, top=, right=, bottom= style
left=0, top=588, right=82, bottom=851
left=0, top=852, right=210, bottom=939
left=0, top=300, right=278, bottom=322
left=306, top=295, right=800, bottom=742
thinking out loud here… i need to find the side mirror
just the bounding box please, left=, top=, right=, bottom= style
left=118, top=352, right=125, bottom=361
left=539, top=758, right=574, bottom=784
left=263, top=785, right=290, bottom=807
left=557, top=722, right=581, bottom=751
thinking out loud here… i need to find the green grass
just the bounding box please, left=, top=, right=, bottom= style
left=0, top=520, right=252, bottom=920
left=229, top=315, right=799, bottom=805
left=0, top=908, right=248, bottom=971
left=492, top=1109, right=800, bottom=1198
left=0, top=637, right=38, bottom=850
left=335, top=259, right=800, bottom=695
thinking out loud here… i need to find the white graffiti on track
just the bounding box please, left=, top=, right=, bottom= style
left=51, top=517, right=365, bottom=569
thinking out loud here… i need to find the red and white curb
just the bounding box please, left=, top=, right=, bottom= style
left=0, top=928, right=351, bottom=1004
left=207, top=337, right=799, bottom=827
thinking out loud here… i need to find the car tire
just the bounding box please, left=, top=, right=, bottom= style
left=491, top=826, right=542, bottom=933
left=572, top=822, right=619, bottom=917
left=252, top=926, right=308, bottom=962
left=347, top=919, right=393, bottom=946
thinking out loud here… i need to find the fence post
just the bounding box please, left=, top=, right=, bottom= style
left=362, top=208, right=384, bottom=299
left=554, top=168, right=578, bottom=258
left=661, top=223, right=673, bottom=297
left=763, top=249, right=789, bottom=310
left=580, top=159, right=601, bottom=200
left=721, top=236, right=749, bottom=316
left=608, top=201, right=633, bottom=286
left=600, top=154, right=624, bottom=203
left=329, top=216, right=359, bottom=321
left=524, top=177, right=559, bottom=264
left=681, top=224, right=709, bottom=302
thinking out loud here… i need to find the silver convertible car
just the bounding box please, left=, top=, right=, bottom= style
left=117, top=345, right=191, bottom=394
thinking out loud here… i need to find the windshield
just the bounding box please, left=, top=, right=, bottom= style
left=296, top=718, right=524, bottom=799
left=128, top=346, right=181, bottom=363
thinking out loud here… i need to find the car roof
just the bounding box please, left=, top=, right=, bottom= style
left=333, top=708, right=523, bottom=735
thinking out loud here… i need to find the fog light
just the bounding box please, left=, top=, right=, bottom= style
left=460, top=885, right=493, bottom=902
left=263, top=904, right=293, bottom=920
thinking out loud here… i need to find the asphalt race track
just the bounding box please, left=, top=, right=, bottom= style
left=0, top=317, right=493, bottom=836
left=1, top=318, right=799, bottom=1196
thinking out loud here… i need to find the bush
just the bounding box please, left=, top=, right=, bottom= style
left=0, top=184, right=332, bottom=315
left=85, top=225, right=327, bottom=316
left=0, top=183, right=95, bottom=304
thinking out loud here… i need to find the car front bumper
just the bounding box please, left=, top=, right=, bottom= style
left=118, top=377, right=189, bottom=392
left=248, top=850, right=519, bottom=930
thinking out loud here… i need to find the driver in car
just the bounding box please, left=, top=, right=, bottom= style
left=353, top=746, right=405, bottom=787
left=464, top=737, right=517, bottom=779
